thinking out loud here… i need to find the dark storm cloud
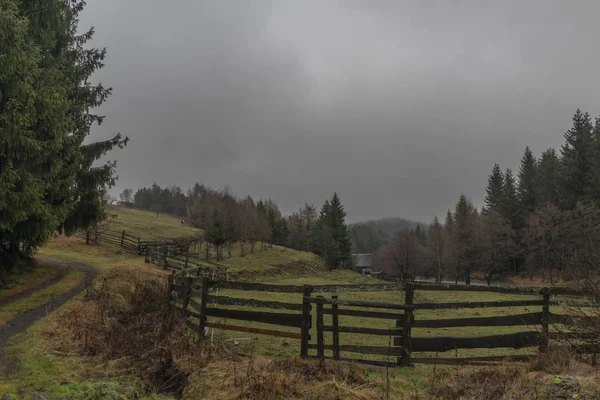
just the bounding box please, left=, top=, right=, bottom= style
left=83, top=0, right=600, bottom=223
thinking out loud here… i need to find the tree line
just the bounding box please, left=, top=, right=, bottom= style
left=126, top=183, right=352, bottom=268
left=0, top=1, right=126, bottom=282
left=377, top=109, right=600, bottom=286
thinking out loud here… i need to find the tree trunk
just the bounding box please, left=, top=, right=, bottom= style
left=241, top=241, right=245, bottom=257
left=227, top=241, right=232, bottom=258
left=485, top=272, right=493, bottom=286
left=216, top=244, right=220, bottom=261
left=465, top=268, right=471, bottom=285
left=206, top=243, right=210, bottom=260
left=250, top=240, right=255, bottom=253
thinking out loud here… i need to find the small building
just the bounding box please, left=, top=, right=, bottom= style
left=353, top=253, right=373, bottom=275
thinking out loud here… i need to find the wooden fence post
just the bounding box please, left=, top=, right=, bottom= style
left=198, top=277, right=209, bottom=337
left=400, top=283, right=415, bottom=367
left=316, top=295, right=324, bottom=359
left=181, top=277, right=192, bottom=316
left=332, top=294, right=340, bottom=360
left=120, top=230, right=126, bottom=247
left=301, top=284, right=313, bottom=358
left=541, top=287, right=550, bottom=353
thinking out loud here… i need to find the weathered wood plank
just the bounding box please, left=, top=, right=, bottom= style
left=204, top=306, right=303, bottom=327
left=323, top=326, right=403, bottom=336
left=210, top=280, right=400, bottom=293
left=309, top=344, right=404, bottom=357
left=206, top=295, right=302, bottom=310
left=186, top=320, right=301, bottom=339
left=301, top=285, right=313, bottom=358
left=323, top=308, right=403, bottom=319
left=307, top=297, right=415, bottom=311
left=407, top=331, right=540, bottom=352
left=316, top=295, right=324, bottom=358
left=331, top=295, right=340, bottom=360
left=410, top=313, right=542, bottom=328
left=413, top=300, right=544, bottom=310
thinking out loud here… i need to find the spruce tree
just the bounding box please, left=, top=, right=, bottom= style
left=0, top=0, right=126, bottom=272
left=484, top=164, right=504, bottom=213
left=500, top=169, right=523, bottom=230
left=452, top=195, right=478, bottom=284
left=560, top=109, right=594, bottom=209
left=518, top=146, right=537, bottom=213
left=585, top=114, right=600, bottom=203
left=311, top=194, right=352, bottom=270
left=536, top=148, right=561, bottom=206
left=328, top=193, right=352, bottom=268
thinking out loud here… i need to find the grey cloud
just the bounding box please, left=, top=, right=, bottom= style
left=83, top=0, right=600, bottom=223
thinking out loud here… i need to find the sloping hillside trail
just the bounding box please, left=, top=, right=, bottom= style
left=0, top=258, right=96, bottom=375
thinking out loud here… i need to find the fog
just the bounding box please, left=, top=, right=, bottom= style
left=82, top=0, right=600, bottom=222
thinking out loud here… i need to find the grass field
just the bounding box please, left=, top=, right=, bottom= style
left=102, top=205, right=200, bottom=240
left=0, top=264, right=60, bottom=302
left=0, top=206, right=591, bottom=399
left=196, top=281, right=564, bottom=361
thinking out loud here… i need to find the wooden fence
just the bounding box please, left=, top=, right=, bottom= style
left=82, top=228, right=228, bottom=278
left=168, top=278, right=597, bottom=368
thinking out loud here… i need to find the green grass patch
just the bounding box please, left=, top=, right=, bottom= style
left=38, top=236, right=151, bottom=276
left=0, top=264, right=59, bottom=302
left=194, top=282, right=566, bottom=364
left=0, top=320, right=164, bottom=400
left=0, top=270, right=84, bottom=326
left=102, top=205, right=199, bottom=240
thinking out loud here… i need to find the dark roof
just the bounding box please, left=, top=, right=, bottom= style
left=353, top=253, right=373, bottom=268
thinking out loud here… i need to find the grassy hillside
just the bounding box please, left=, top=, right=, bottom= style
left=3, top=206, right=595, bottom=399
left=101, top=205, right=200, bottom=240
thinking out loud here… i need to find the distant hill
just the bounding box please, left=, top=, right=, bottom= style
left=349, top=217, right=422, bottom=253
left=352, top=217, right=421, bottom=237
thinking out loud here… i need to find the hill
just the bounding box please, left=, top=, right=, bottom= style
left=349, top=217, right=422, bottom=253
left=352, top=216, right=421, bottom=237
left=101, top=205, right=200, bottom=240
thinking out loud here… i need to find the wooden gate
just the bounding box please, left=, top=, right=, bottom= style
left=306, top=284, right=415, bottom=367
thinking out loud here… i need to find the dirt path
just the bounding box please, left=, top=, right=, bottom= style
left=0, top=258, right=96, bottom=374
left=0, top=265, right=69, bottom=308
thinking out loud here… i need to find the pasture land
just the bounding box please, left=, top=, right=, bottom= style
left=102, top=205, right=200, bottom=240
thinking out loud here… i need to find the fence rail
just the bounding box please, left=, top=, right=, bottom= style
left=167, top=277, right=596, bottom=368
left=82, top=227, right=228, bottom=280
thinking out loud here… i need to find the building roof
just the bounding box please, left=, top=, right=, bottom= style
left=353, top=253, right=373, bottom=268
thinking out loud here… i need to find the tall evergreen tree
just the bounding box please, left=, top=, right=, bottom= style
left=0, top=0, right=126, bottom=272
left=328, top=193, right=352, bottom=268
left=585, top=114, right=600, bottom=203
left=500, top=169, right=523, bottom=230
left=484, top=164, right=504, bottom=213
left=560, top=109, right=594, bottom=209
left=311, top=194, right=352, bottom=270
left=518, top=147, right=537, bottom=213
left=536, top=148, right=561, bottom=206
left=452, top=195, right=478, bottom=284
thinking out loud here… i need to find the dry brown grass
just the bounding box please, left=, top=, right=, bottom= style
left=184, top=356, right=405, bottom=400
left=43, top=271, right=404, bottom=399
left=44, top=270, right=210, bottom=395
left=434, top=347, right=600, bottom=400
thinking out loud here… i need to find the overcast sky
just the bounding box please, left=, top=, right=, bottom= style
left=82, top=0, right=600, bottom=223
